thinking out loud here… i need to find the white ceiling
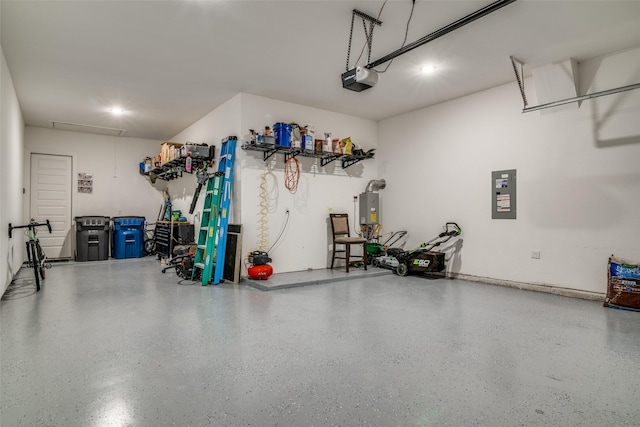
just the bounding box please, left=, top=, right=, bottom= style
left=2, top=0, right=640, bottom=141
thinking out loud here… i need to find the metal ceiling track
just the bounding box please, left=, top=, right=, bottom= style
left=346, top=9, right=383, bottom=72
left=353, top=9, right=382, bottom=27
left=521, top=83, right=640, bottom=113
left=365, top=0, right=519, bottom=69
left=510, top=56, right=640, bottom=113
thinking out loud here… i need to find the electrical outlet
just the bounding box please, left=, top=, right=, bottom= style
left=531, top=250, right=541, bottom=259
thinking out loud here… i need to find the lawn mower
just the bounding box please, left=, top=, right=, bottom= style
left=373, top=222, right=461, bottom=277
left=365, top=230, right=407, bottom=263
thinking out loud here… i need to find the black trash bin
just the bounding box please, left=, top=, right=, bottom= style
left=75, top=216, right=110, bottom=262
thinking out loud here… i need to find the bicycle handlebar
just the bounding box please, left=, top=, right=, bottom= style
left=8, top=219, right=52, bottom=239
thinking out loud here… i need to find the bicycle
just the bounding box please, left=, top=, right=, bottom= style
left=8, top=219, right=52, bottom=292
left=144, top=221, right=156, bottom=256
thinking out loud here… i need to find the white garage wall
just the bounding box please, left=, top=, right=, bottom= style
left=169, top=93, right=242, bottom=224
left=170, top=93, right=379, bottom=274
left=378, top=47, right=640, bottom=294
left=24, top=127, right=164, bottom=224
left=239, top=93, right=379, bottom=274
left=1, top=46, right=25, bottom=294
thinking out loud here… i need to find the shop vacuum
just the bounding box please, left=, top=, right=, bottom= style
left=247, top=251, right=273, bottom=280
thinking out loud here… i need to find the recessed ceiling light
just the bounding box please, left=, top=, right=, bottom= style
left=420, top=65, right=437, bottom=74
left=110, top=108, right=124, bottom=115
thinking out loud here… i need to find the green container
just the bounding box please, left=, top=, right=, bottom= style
left=366, top=242, right=385, bottom=256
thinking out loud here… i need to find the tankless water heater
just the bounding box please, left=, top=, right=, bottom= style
left=359, top=192, right=379, bottom=225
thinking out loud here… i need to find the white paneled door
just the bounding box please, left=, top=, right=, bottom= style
left=30, top=153, right=73, bottom=259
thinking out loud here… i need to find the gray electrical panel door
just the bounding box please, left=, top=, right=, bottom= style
left=492, top=169, right=516, bottom=219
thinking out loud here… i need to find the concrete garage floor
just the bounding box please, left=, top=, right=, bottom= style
left=2, top=258, right=640, bottom=426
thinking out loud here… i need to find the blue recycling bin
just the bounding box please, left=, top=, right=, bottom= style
left=112, top=217, right=145, bottom=259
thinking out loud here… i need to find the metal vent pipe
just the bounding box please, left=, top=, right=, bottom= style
left=365, top=179, right=386, bottom=192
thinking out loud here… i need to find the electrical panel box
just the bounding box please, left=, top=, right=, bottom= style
left=359, top=192, right=379, bottom=225
left=492, top=169, right=516, bottom=219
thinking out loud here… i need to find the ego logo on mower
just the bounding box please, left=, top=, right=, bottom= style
left=413, top=259, right=431, bottom=267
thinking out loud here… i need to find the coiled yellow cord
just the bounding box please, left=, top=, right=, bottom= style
left=257, top=164, right=270, bottom=252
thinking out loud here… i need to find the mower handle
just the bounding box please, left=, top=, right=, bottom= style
left=438, top=222, right=461, bottom=238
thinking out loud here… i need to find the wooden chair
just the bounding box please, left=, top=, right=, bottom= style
left=329, top=213, right=367, bottom=272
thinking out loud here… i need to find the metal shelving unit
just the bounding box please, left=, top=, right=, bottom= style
left=241, top=143, right=374, bottom=168
left=140, top=156, right=209, bottom=182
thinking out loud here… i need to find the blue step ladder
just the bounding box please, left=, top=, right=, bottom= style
left=211, top=136, right=237, bottom=285
left=192, top=136, right=237, bottom=285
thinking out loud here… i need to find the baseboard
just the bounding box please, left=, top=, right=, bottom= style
left=22, top=258, right=70, bottom=266
left=448, top=272, right=606, bottom=302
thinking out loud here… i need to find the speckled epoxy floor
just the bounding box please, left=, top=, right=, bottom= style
left=2, top=258, right=640, bottom=426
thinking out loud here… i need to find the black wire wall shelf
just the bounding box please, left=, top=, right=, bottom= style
left=140, top=156, right=210, bottom=182
left=241, top=143, right=374, bottom=168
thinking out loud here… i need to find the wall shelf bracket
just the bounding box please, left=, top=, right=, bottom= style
left=320, top=154, right=341, bottom=168
left=262, top=148, right=277, bottom=161
left=341, top=155, right=365, bottom=168
left=284, top=149, right=301, bottom=163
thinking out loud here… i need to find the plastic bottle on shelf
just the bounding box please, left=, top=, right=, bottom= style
left=323, top=132, right=333, bottom=153
left=185, top=154, right=192, bottom=173
left=303, top=125, right=315, bottom=151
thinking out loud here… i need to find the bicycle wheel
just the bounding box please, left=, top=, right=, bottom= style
left=36, top=242, right=46, bottom=280
left=144, top=238, right=156, bottom=256
left=30, top=242, right=41, bottom=291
